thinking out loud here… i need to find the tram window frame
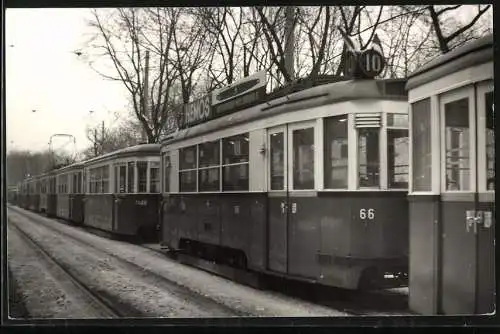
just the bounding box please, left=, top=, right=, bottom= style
left=324, top=115, right=348, bottom=189
left=387, top=113, right=409, bottom=189
left=149, top=161, right=160, bottom=193
left=127, top=162, right=135, bottom=193
left=102, top=165, right=110, bottom=193
left=198, top=140, right=221, bottom=192
left=443, top=97, right=471, bottom=192
left=179, top=145, right=198, bottom=192
left=119, top=165, right=127, bottom=193
left=137, top=161, right=148, bottom=193
left=357, top=127, right=380, bottom=189
left=410, top=98, right=432, bottom=192
left=485, top=90, right=494, bottom=191
left=222, top=133, right=249, bottom=191
left=269, top=131, right=286, bottom=191
left=163, top=153, right=171, bottom=193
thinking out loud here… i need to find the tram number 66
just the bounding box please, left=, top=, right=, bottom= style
left=359, top=208, right=375, bottom=220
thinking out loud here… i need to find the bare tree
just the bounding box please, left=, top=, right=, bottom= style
left=427, top=5, right=491, bottom=53
left=85, top=8, right=181, bottom=143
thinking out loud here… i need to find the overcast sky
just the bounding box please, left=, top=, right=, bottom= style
left=6, top=8, right=128, bottom=154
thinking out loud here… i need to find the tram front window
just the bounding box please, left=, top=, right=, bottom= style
left=445, top=98, right=470, bottom=191
left=324, top=115, right=348, bottom=189
left=485, top=91, right=494, bottom=190
left=358, top=128, right=380, bottom=188
left=293, top=127, right=315, bottom=190
left=388, top=128, right=409, bottom=189
left=411, top=98, right=432, bottom=191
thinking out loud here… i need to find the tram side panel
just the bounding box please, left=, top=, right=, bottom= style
left=113, top=193, right=160, bottom=237
left=69, top=194, right=85, bottom=224
left=47, top=194, right=57, bottom=217
left=40, top=193, right=48, bottom=213
left=84, top=194, right=114, bottom=231
left=57, top=194, right=71, bottom=220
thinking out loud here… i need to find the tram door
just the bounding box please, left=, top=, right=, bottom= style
left=267, top=121, right=317, bottom=274
left=439, top=82, right=495, bottom=315
left=267, top=125, right=289, bottom=273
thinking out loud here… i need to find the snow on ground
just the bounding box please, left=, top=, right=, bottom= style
left=8, top=207, right=350, bottom=317
left=8, top=211, right=239, bottom=318
left=7, top=224, right=110, bottom=319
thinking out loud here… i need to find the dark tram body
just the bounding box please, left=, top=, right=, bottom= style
left=82, top=144, right=161, bottom=238
left=160, top=77, right=410, bottom=290
left=407, top=35, right=494, bottom=314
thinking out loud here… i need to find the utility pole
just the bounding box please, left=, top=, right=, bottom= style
left=284, top=6, right=295, bottom=81
left=101, top=120, right=105, bottom=154
left=142, top=50, right=150, bottom=143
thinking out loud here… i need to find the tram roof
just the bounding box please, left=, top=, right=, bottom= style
left=406, top=34, right=493, bottom=90
left=162, top=78, right=407, bottom=145
left=83, top=143, right=161, bottom=166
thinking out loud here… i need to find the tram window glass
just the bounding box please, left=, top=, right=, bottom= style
left=180, top=146, right=197, bottom=170
left=78, top=172, right=82, bottom=193
left=199, top=141, right=220, bottom=167
left=270, top=132, right=285, bottom=190
left=163, top=154, right=171, bottom=193
left=114, top=166, right=119, bottom=193
left=387, top=114, right=409, bottom=127
left=127, top=162, right=135, bottom=193
left=485, top=91, right=494, bottom=190
left=387, top=120, right=409, bottom=189
left=292, top=127, right=315, bottom=190
left=445, top=98, right=470, bottom=191
left=102, top=166, right=109, bottom=193
left=137, top=161, right=148, bottom=193
left=358, top=128, right=380, bottom=188
left=199, top=140, right=221, bottom=192
left=150, top=162, right=160, bottom=193
left=324, top=115, right=348, bottom=189
left=119, top=165, right=127, bottom=193
left=222, top=134, right=249, bottom=165
left=222, top=134, right=249, bottom=191
left=180, top=170, right=197, bottom=192
left=411, top=98, right=432, bottom=191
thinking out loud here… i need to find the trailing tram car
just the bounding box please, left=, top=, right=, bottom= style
left=54, top=162, right=85, bottom=224
left=46, top=171, right=58, bottom=217
left=82, top=144, right=161, bottom=239
left=7, top=186, right=18, bottom=205
left=28, top=175, right=41, bottom=212
left=160, top=72, right=410, bottom=289
left=407, top=34, right=494, bottom=314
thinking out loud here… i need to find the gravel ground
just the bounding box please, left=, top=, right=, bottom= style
left=8, top=207, right=350, bottom=317
left=7, top=224, right=113, bottom=319
left=8, top=210, right=241, bottom=318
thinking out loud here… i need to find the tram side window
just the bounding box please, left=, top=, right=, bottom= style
left=270, top=132, right=285, bottom=190
left=293, top=128, right=315, bottom=190
left=222, top=134, right=249, bottom=191
left=119, top=165, right=127, bottom=193
left=411, top=98, right=432, bottom=191
left=127, top=162, right=135, bottom=193
left=199, top=140, right=220, bottom=192
left=179, top=146, right=197, bottom=192
left=114, top=166, right=119, bottom=193
left=387, top=114, right=409, bottom=189
left=444, top=98, right=470, bottom=191
left=324, top=115, right=348, bottom=189
left=163, top=154, right=171, bottom=193
left=358, top=128, right=380, bottom=188
left=485, top=91, right=494, bottom=190
left=137, top=161, right=148, bottom=193
left=102, top=166, right=109, bottom=193
left=150, top=162, right=160, bottom=193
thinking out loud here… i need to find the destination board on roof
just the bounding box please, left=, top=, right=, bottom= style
left=180, top=94, right=212, bottom=129
left=212, top=71, right=266, bottom=106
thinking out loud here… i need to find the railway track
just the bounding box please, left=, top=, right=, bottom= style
left=9, top=206, right=248, bottom=317
left=9, top=220, right=125, bottom=318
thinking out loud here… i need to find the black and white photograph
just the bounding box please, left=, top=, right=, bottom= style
left=3, top=4, right=494, bottom=324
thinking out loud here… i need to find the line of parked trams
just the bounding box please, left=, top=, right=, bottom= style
left=8, top=35, right=494, bottom=309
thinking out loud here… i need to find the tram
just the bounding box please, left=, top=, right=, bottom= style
left=160, top=56, right=410, bottom=289
left=55, top=162, right=85, bottom=224
left=407, top=34, right=494, bottom=314
left=82, top=144, right=161, bottom=239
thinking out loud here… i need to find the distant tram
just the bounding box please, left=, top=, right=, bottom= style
left=160, top=70, right=410, bottom=289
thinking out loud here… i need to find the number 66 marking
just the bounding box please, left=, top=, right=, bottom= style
left=359, top=208, right=375, bottom=220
